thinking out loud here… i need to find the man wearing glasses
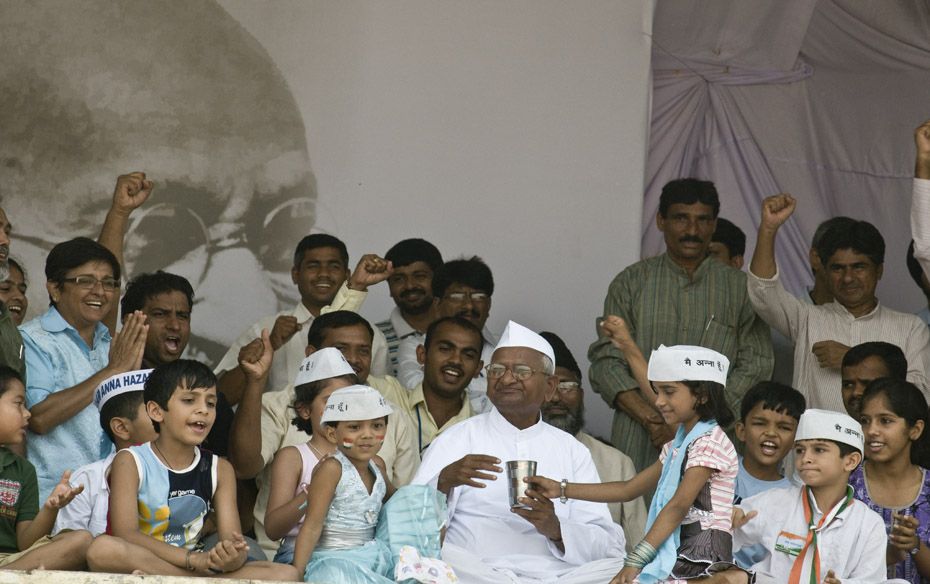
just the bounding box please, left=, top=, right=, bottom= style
left=396, top=256, right=497, bottom=414
left=539, top=331, right=646, bottom=554
left=413, top=321, right=625, bottom=584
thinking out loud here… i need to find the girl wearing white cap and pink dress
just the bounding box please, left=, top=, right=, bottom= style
left=532, top=344, right=740, bottom=584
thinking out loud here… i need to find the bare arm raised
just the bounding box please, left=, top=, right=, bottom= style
left=748, top=193, right=797, bottom=279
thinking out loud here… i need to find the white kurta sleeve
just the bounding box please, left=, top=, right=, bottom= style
left=213, top=318, right=266, bottom=377
left=911, top=178, right=930, bottom=278
left=732, top=490, right=774, bottom=556
left=396, top=335, right=425, bottom=389
left=838, top=510, right=887, bottom=584
left=746, top=268, right=809, bottom=342
left=412, top=428, right=469, bottom=519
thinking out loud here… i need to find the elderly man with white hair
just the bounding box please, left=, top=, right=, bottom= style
left=412, top=321, right=625, bottom=583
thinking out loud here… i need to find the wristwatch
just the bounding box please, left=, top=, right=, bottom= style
left=559, top=479, right=568, bottom=503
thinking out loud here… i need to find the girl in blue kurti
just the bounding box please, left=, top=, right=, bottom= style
left=292, top=385, right=397, bottom=583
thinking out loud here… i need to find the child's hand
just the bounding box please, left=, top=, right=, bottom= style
left=731, top=508, right=757, bottom=530
left=207, top=535, right=248, bottom=573
left=524, top=475, right=561, bottom=500
left=239, top=329, right=273, bottom=381
left=823, top=569, right=841, bottom=584
left=889, top=512, right=920, bottom=556
left=611, top=565, right=640, bottom=584
left=600, top=315, right=635, bottom=351
left=45, top=470, right=84, bottom=510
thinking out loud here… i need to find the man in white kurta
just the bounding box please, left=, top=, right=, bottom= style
left=412, top=321, right=625, bottom=584
left=748, top=194, right=930, bottom=412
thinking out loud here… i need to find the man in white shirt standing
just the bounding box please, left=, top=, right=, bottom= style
left=413, top=321, right=625, bottom=584
left=748, top=193, right=930, bottom=411
left=213, top=234, right=391, bottom=403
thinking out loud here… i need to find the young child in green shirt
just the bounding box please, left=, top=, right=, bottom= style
left=0, top=366, right=91, bottom=570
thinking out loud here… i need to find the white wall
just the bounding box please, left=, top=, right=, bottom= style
left=217, top=0, right=654, bottom=437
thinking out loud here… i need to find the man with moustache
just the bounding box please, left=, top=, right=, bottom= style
left=396, top=257, right=497, bottom=414
left=376, top=238, right=443, bottom=376
left=590, top=179, right=773, bottom=473
left=539, top=332, right=645, bottom=552
left=119, top=270, right=234, bottom=455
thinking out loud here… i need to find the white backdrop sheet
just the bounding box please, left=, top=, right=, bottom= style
left=645, top=0, right=930, bottom=312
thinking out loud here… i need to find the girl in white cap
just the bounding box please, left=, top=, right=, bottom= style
left=264, top=348, right=357, bottom=564
left=291, top=384, right=397, bottom=582
left=532, top=344, right=740, bottom=584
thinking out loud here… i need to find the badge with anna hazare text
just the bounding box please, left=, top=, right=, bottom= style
left=774, top=530, right=806, bottom=557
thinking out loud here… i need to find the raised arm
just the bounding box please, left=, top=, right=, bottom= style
left=97, top=172, right=153, bottom=334
left=749, top=194, right=796, bottom=279
left=227, top=330, right=272, bottom=479
left=600, top=316, right=653, bottom=405
left=911, top=120, right=930, bottom=279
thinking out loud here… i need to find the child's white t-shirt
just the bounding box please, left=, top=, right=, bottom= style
left=734, top=485, right=886, bottom=584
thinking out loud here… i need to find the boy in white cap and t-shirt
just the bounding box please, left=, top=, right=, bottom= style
left=54, top=369, right=157, bottom=536
left=730, top=408, right=886, bottom=584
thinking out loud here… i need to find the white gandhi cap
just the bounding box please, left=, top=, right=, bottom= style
left=493, top=320, right=555, bottom=365
left=294, top=347, right=355, bottom=386
left=320, top=385, right=393, bottom=424
left=94, top=369, right=153, bottom=410
left=647, top=344, right=729, bottom=385
left=795, top=408, right=864, bottom=455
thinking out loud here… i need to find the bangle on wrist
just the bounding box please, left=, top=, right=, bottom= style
left=910, top=540, right=921, bottom=556
left=559, top=479, right=568, bottom=504
left=624, top=540, right=658, bottom=569
left=185, top=549, right=195, bottom=571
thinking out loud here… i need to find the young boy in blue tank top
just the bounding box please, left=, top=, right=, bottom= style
left=86, top=346, right=299, bottom=580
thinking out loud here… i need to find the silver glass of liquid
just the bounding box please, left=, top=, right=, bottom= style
left=507, top=460, right=537, bottom=509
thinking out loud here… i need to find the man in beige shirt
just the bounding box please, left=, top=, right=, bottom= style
left=540, top=331, right=646, bottom=553
left=377, top=316, right=484, bottom=454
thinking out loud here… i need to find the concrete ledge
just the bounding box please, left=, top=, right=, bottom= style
left=0, top=571, right=297, bottom=583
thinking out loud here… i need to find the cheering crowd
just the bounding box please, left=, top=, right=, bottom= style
left=0, top=124, right=928, bottom=584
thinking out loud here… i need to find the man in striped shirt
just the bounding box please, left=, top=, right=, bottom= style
left=375, top=239, right=443, bottom=376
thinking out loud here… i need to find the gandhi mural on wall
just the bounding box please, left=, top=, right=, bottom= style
left=0, top=0, right=315, bottom=363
